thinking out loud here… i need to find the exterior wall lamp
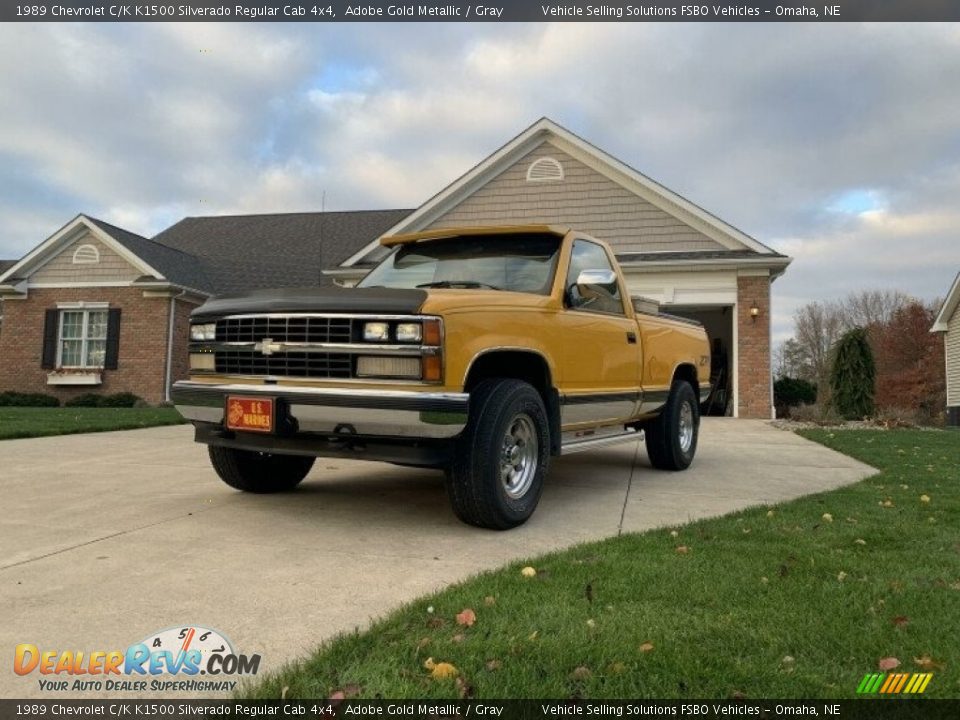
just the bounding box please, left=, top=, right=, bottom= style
left=750, top=304, right=760, bottom=321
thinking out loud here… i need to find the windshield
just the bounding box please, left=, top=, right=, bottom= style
left=358, top=233, right=561, bottom=295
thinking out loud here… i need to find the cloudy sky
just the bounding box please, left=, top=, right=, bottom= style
left=1, top=22, right=958, bottom=340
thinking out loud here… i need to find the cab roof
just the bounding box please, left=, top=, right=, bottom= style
left=380, top=224, right=570, bottom=247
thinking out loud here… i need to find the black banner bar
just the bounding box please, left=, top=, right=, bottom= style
left=4, top=0, right=960, bottom=23
left=2, top=700, right=960, bottom=720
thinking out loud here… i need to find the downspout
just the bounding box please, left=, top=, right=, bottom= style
left=164, top=290, right=188, bottom=403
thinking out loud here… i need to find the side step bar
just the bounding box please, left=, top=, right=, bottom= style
left=560, top=428, right=644, bottom=455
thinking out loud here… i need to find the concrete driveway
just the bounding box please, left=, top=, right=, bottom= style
left=1, top=419, right=873, bottom=698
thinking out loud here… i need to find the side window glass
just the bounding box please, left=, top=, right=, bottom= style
left=565, top=240, right=625, bottom=315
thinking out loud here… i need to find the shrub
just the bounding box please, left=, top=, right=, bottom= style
left=790, top=402, right=842, bottom=425
left=0, top=391, right=60, bottom=407
left=99, top=392, right=142, bottom=408
left=830, top=327, right=876, bottom=420
left=64, top=393, right=103, bottom=407
left=64, top=392, right=145, bottom=408
left=774, top=376, right=817, bottom=418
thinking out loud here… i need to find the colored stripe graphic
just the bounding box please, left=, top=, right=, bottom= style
left=857, top=672, right=933, bottom=694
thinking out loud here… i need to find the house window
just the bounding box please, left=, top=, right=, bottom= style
left=58, top=309, right=108, bottom=368
left=72, top=244, right=100, bottom=264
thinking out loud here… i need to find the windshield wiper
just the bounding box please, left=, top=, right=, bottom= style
left=416, top=280, right=503, bottom=290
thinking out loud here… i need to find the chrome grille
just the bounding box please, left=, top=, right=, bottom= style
left=214, top=350, right=353, bottom=378
left=216, top=316, right=352, bottom=344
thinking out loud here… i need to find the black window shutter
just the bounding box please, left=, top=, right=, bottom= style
left=41, top=309, right=59, bottom=369
left=104, top=308, right=122, bottom=370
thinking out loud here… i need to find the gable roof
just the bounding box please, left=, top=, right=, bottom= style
left=0, top=214, right=165, bottom=287
left=0, top=260, right=15, bottom=276
left=342, top=117, right=782, bottom=267
left=153, top=209, right=412, bottom=294
left=931, top=272, right=960, bottom=332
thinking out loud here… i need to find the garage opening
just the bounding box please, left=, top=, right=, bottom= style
left=669, top=305, right=734, bottom=416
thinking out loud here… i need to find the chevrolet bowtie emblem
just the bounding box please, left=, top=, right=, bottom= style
left=254, top=338, right=284, bottom=356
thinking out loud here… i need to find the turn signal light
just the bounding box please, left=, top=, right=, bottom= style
left=422, top=354, right=442, bottom=382
left=422, top=319, right=442, bottom=346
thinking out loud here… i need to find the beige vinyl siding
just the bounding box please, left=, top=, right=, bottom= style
left=947, top=310, right=960, bottom=406
left=425, top=141, right=726, bottom=254
left=30, top=233, right=141, bottom=284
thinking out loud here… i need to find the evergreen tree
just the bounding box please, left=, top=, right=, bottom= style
left=829, top=327, right=876, bottom=419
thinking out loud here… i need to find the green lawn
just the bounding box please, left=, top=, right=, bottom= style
left=241, top=429, right=959, bottom=700
left=0, top=406, right=186, bottom=440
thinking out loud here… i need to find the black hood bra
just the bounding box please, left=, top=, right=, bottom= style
left=192, top=287, right=428, bottom=319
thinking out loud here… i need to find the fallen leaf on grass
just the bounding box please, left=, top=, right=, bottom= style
left=822, top=513, right=834, bottom=523
left=920, top=494, right=931, bottom=503
left=452, top=633, right=465, bottom=643
left=675, top=545, right=691, bottom=554
left=485, top=659, right=502, bottom=672
left=281, top=686, right=289, bottom=700
left=880, top=499, right=895, bottom=508
left=456, top=608, right=476, bottom=627
left=914, top=655, right=945, bottom=671
left=608, top=662, right=626, bottom=674
left=569, top=666, right=592, bottom=681
left=484, top=596, right=496, bottom=606
left=766, top=510, right=775, bottom=518
left=837, top=571, right=847, bottom=582
left=670, top=530, right=679, bottom=538
left=424, top=658, right=458, bottom=679
left=426, top=618, right=445, bottom=629
left=455, top=676, right=475, bottom=699
left=639, top=642, right=655, bottom=653
left=521, top=566, right=537, bottom=577
left=416, top=637, right=431, bottom=651
left=586, top=619, right=596, bottom=628
left=878, top=657, right=900, bottom=671
left=528, top=630, right=539, bottom=641
left=892, top=616, right=909, bottom=628
left=855, top=539, right=867, bottom=546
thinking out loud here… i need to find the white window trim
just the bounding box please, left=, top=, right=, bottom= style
left=72, top=244, right=100, bottom=264
left=56, top=308, right=108, bottom=369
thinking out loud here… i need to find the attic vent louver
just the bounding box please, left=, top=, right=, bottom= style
left=526, top=157, right=564, bottom=182
left=72, top=244, right=100, bottom=264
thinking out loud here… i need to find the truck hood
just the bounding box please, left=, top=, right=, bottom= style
left=192, top=286, right=553, bottom=320
left=192, top=287, right=428, bottom=320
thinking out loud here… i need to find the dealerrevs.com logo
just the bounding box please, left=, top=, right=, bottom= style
left=14, top=625, right=261, bottom=693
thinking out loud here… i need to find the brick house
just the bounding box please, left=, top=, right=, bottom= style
left=0, top=118, right=790, bottom=416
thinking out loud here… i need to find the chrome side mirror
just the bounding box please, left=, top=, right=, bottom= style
left=575, top=269, right=617, bottom=299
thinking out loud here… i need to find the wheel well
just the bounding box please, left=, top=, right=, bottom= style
left=673, top=363, right=699, bottom=398
left=465, top=350, right=552, bottom=396
left=464, top=351, right=560, bottom=456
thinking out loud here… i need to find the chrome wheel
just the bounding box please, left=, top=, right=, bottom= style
left=500, top=413, right=538, bottom=499
left=678, top=401, right=694, bottom=453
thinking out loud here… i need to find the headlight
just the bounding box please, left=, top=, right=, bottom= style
left=395, top=322, right=422, bottom=343
left=363, top=322, right=390, bottom=342
left=190, top=323, right=216, bottom=341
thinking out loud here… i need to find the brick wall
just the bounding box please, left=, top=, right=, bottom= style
left=0, top=288, right=172, bottom=404
left=168, top=296, right=202, bottom=392
left=737, top=274, right=772, bottom=418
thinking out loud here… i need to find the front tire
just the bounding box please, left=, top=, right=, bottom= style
left=445, top=379, right=550, bottom=530
left=645, top=380, right=699, bottom=470
left=208, top=445, right=314, bottom=493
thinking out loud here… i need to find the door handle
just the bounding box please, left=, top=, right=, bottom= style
left=626, top=331, right=637, bottom=344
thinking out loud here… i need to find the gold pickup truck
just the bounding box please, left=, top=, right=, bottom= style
left=172, top=226, right=710, bottom=529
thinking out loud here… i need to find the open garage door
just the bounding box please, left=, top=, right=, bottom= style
left=669, top=305, right=734, bottom=416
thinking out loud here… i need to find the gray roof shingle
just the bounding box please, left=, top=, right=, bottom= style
left=616, top=249, right=789, bottom=263
left=151, top=209, right=411, bottom=295
left=86, top=217, right=215, bottom=293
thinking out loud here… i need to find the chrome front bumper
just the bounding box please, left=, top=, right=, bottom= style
left=171, top=381, right=468, bottom=439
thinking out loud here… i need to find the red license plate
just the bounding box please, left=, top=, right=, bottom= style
left=225, top=396, right=275, bottom=433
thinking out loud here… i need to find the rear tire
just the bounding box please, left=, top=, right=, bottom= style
left=208, top=445, right=314, bottom=493
left=645, top=380, right=699, bottom=471
left=445, top=379, right=550, bottom=530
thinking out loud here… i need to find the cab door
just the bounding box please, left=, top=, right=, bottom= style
left=557, top=239, right=641, bottom=427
